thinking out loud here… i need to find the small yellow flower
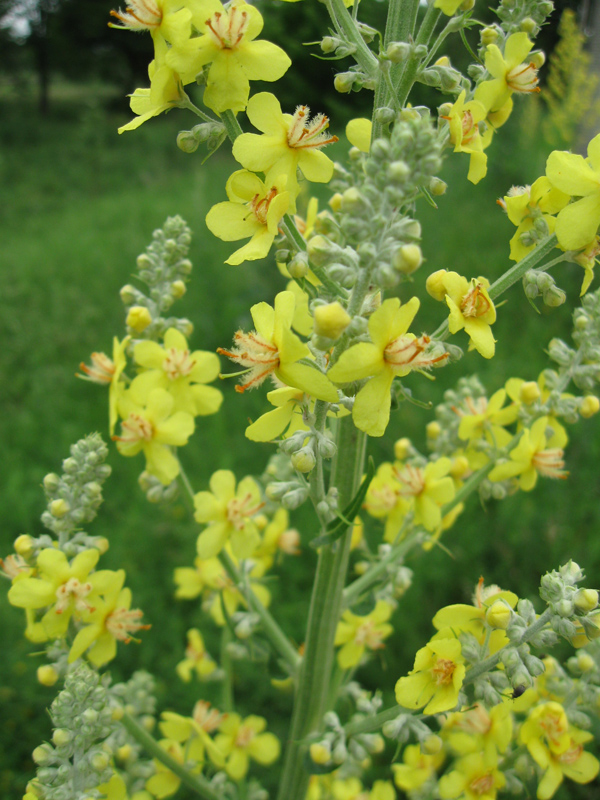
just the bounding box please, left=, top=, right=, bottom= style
left=475, top=32, right=540, bottom=113
left=328, top=297, right=447, bottom=437
left=395, top=637, right=465, bottom=715
left=503, top=178, right=570, bottom=262
left=206, top=171, right=290, bottom=266
left=176, top=628, right=218, bottom=681
left=426, top=270, right=496, bottom=358
left=488, top=416, right=568, bottom=490
left=334, top=600, right=394, bottom=668
left=211, top=713, right=280, bottom=780
left=393, top=458, right=455, bottom=532
left=194, top=470, right=263, bottom=559
left=132, top=328, right=222, bottom=417
left=114, top=387, right=195, bottom=485
left=218, top=290, right=338, bottom=402
left=392, top=744, right=445, bottom=792
left=438, top=752, right=506, bottom=800
left=441, top=90, right=489, bottom=184
left=232, top=92, right=338, bottom=210
left=166, top=0, right=291, bottom=113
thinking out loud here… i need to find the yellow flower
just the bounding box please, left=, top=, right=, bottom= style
left=145, top=738, right=205, bottom=798
left=328, top=297, right=447, bottom=437
left=118, top=38, right=187, bottom=133
left=520, top=702, right=571, bottom=761
left=174, top=555, right=224, bottom=599
left=77, top=335, right=130, bottom=435
left=533, top=727, right=600, bottom=799
left=218, top=290, right=338, bottom=401
left=488, top=416, right=568, bottom=490
left=132, top=328, right=222, bottom=417
left=393, top=458, right=455, bottom=532
left=110, top=0, right=192, bottom=43
left=176, top=628, right=217, bottom=681
left=68, top=569, right=149, bottom=666
left=166, top=0, right=291, bottom=114
left=503, top=177, right=570, bottom=262
left=546, top=133, right=600, bottom=251
left=334, top=600, right=394, bottom=668
left=211, top=713, right=280, bottom=780
left=364, top=462, right=412, bottom=542
left=442, top=91, right=489, bottom=184
left=346, top=118, right=372, bottom=152
left=426, top=270, right=496, bottom=358
left=194, top=470, right=263, bottom=559
left=206, top=171, right=289, bottom=265
left=392, top=744, right=445, bottom=792
left=438, top=752, right=506, bottom=800
left=8, top=548, right=100, bottom=640
left=114, top=387, right=195, bottom=485
left=475, top=32, right=540, bottom=113
left=395, top=637, right=465, bottom=715
left=232, top=92, right=338, bottom=210
left=456, top=389, right=518, bottom=449
left=434, top=0, right=469, bottom=15
left=442, top=703, right=513, bottom=764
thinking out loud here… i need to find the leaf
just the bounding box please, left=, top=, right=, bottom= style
left=310, top=456, right=375, bottom=549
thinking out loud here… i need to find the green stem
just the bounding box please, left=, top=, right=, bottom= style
left=220, top=109, right=243, bottom=142
left=344, top=704, right=407, bottom=737
left=276, top=419, right=368, bottom=800
left=219, top=550, right=301, bottom=673
left=324, top=0, right=379, bottom=75
left=181, top=98, right=216, bottom=125
left=221, top=626, right=234, bottom=711
left=395, top=3, right=442, bottom=107
left=121, top=713, right=222, bottom=800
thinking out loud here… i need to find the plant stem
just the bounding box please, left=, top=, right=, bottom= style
left=219, top=550, right=301, bottom=673
left=344, top=704, right=407, bottom=737
left=396, top=3, right=442, bottom=108
left=121, top=713, right=222, bottom=800
left=220, top=109, right=243, bottom=142
left=324, top=0, right=379, bottom=75
left=276, top=419, right=367, bottom=800
left=221, top=626, right=234, bottom=711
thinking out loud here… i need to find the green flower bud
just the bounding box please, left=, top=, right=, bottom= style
left=575, top=589, right=599, bottom=612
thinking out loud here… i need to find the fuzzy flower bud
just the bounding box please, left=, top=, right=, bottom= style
left=422, top=734, right=443, bottom=754
left=314, top=302, right=351, bottom=340
left=126, top=305, right=152, bottom=332
left=393, top=244, right=423, bottom=275
left=520, top=381, right=541, bottom=403
left=574, top=589, right=599, bottom=612
left=580, top=395, right=600, bottom=418
left=291, top=447, right=317, bottom=474
left=14, top=534, right=34, bottom=557
left=288, top=252, right=310, bottom=279
left=49, top=499, right=70, bottom=518
left=37, top=665, right=59, bottom=687
left=486, top=600, right=512, bottom=629
left=576, top=652, right=595, bottom=672
left=310, top=742, right=331, bottom=764
left=426, top=269, right=448, bottom=301
left=393, top=438, right=411, bottom=460
left=481, top=26, right=499, bottom=45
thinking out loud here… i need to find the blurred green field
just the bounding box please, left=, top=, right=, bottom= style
left=1, top=82, right=600, bottom=799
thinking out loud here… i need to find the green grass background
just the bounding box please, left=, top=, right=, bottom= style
left=1, top=81, right=599, bottom=799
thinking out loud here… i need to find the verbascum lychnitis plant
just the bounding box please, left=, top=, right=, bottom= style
left=5, top=1, right=600, bottom=799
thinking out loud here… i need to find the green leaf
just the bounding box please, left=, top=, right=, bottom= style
left=310, top=456, right=375, bottom=549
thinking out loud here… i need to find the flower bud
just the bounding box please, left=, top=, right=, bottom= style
left=386, top=41, right=411, bottom=63
left=288, top=251, right=310, bottom=279
left=126, top=305, right=152, bottom=333
left=530, top=51, right=545, bottom=69
left=171, top=280, right=187, bottom=299
left=314, top=302, right=351, bottom=340
left=334, top=72, right=355, bottom=93
left=329, top=192, right=343, bottom=212
left=481, top=26, right=499, bottom=45
left=577, top=652, right=595, bottom=672
left=429, top=177, right=447, bottom=196
left=520, top=381, right=541, bottom=404
left=52, top=729, right=72, bottom=747
left=14, top=534, right=34, bottom=557
left=426, top=269, right=448, bottom=301
left=374, top=107, right=396, bottom=124
left=580, top=395, right=600, bottom=418
left=120, top=283, right=138, bottom=305
left=282, top=487, right=309, bottom=510
left=426, top=421, right=441, bottom=439
left=320, top=36, right=337, bottom=53
left=543, top=285, right=567, bottom=307
left=32, top=744, right=54, bottom=765
left=309, top=742, right=331, bottom=764
left=450, top=456, right=470, bottom=479
left=393, top=244, right=423, bottom=275
left=291, top=448, right=317, bottom=474
left=49, top=499, right=70, bottom=518
left=307, top=235, right=335, bottom=267
left=37, top=665, right=59, bottom=687
left=574, top=589, right=599, bottom=612
left=43, top=472, right=60, bottom=492
left=387, top=160, right=411, bottom=184
left=91, top=751, right=110, bottom=771
left=394, top=437, right=411, bottom=460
